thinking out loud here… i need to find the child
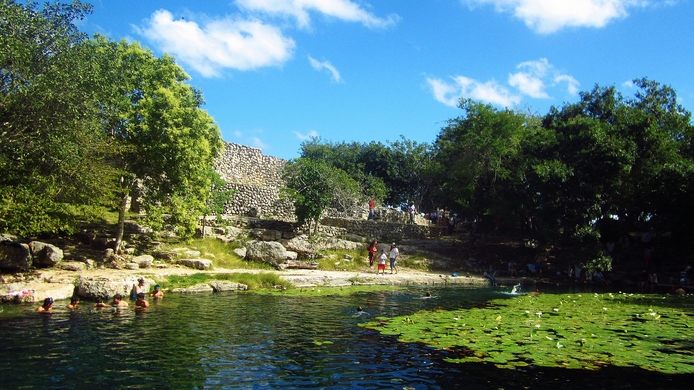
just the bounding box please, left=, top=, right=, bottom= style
left=111, top=293, right=128, bottom=308
left=151, top=284, right=164, bottom=299
left=378, top=250, right=387, bottom=275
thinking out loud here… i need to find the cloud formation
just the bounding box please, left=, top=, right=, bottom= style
left=308, top=56, right=343, bottom=83
left=235, top=0, right=398, bottom=29
left=464, top=0, right=651, bottom=33
left=427, top=58, right=579, bottom=108
left=138, top=9, right=295, bottom=77
left=427, top=76, right=521, bottom=108
left=294, top=129, right=320, bottom=141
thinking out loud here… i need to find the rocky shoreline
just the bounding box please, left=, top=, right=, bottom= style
left=1, top=266, right=492, bottom=304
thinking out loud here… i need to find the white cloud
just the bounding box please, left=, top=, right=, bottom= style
left=427, top=76, right=521, bottom=108
left=138, top=9, right=295, bottom=77
left=508, top=58, right=550, bottom=98
left=427, top=58, right=579, bottom=107
left=622, top=80, right=636, bottom=89
left=236, top=0, right=398, bottom=29
left=294, top=129, right=320, bottom=141
left=308, top=56, right=342, bottom=83
left=554, top=74, right=580, bottom=95
left=463, top=0, right=652, bottom=33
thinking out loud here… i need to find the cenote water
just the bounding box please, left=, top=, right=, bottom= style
left=0, top=287, right=691, bottom=389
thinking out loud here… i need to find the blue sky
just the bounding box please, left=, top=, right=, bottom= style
left=82, top=0, right=694, bottom=159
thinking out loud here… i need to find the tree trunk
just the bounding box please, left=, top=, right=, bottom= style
left=201, top=214, right=207, bottom=237
left=114, top=191, right=129, bottom=254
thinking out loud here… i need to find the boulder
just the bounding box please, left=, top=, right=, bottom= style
left=76, top=276, right=151, bottom=300
left=28, top=241, right=64, bottom=267
left=152, top=250, right=176, bottom=261
left=209, top=281, right=248, bottom=292
left=176, top=258, right=213, bottom=270
left=250, top=228, right=283, bottom=241
left=125, top=262, right=140, bottom=270
left=245, top=241, right=288, bottom=269
left=57, top=261, right=87, bottom=272
left=0, top=241, right=32, bottom=272
left=225, top=226, right=244, bottom=239
left=233, top=247, right=247, bottom=258
left=133, top=254, right=154, bottom=268
left=171, top=283, right=214, bottom=294
left=285, top=251, right=298, bottom=260
left=285, top=235, right=316, bottom=257
left=284, top=260, right=319, bottom=270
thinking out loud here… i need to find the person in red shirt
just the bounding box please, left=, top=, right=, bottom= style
left=367, top=239, right=378, bottom=269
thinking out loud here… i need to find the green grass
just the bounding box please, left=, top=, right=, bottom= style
left=252, top=284, right=402, bottom=297
left=163, top=237, right=273, bottom=270
left=315, top=248, right=369, bottom=271
left=362, top=292, right=694, bottom=374
left=161, top=272, right=292, bottom=291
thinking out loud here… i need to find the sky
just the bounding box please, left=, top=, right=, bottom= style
left=81, top=0, right=694, bottom=159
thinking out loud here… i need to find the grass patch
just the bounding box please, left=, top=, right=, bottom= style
left=362, top=292, right=694, bottom=374
left=316, top=249, right=369, bottom=271
left=163, top=237, right=273, bottom=270
left=252, top=284, right=402, bottom=297
left=397, top=252, right=434, bottom=271
left=162, top=272, right=291, bottom=291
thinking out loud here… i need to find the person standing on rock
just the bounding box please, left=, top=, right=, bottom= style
left=389, top=243, right=399, bottom=274
left=367, top=240, right=379, bottom=269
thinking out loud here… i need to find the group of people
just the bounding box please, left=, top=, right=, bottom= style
left=367, top=240, right=400, bottom=275
left=36, top=278, right=164, bottom=313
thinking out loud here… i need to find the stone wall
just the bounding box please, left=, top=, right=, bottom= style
left=320, top=217, right=445, bottom=241
left=215, top=142, right=295, bottom=220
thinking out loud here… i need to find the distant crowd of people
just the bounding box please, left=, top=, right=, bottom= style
left=36, top=278, right=164, bottom=314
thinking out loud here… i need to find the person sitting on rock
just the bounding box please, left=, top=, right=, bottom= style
left=151, top=285, right=164, bottom=299
left=36, top=297, right=53, bottom=313
left=112, top=293, right=128, bottom=308
left=135, top=292, right=149, bottom=309
left=67, top=296, right=80, bottom=310
left=131, top=278, right=146, bottom=300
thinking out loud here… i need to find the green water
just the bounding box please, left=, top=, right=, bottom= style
left=0, top=287, right=692, bottom=389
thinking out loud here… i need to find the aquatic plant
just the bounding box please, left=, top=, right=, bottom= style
left=362, top=292, right=693, bottom=374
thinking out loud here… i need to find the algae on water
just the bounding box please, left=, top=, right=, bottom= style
left=362, top=292, right=693, bottom=374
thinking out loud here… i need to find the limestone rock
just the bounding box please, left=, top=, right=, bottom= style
left=125, top=262, right=140, bottom=270
left=152, top=250, right=176, bottom=261
left=285, top=251, right=298, bottom=260
left=245, top=240, right=287, bottom=269
left=285, top=235, right=316, bottom=257
left=233, top=247, right=247, bottom=258
left=284, top=260, right=318, bottom=270
left=171, top=283, right=214, bottom=294
left=133, top=254, right=154, bottom=268
left=28, top=241, right=64, bottom=267
left=76, top=276, right=150, bottom=300
left=176, top=258, right=213, bottom=270
left=0, top=241, right=32, bottom=272
left=57, top=261, right=87, bottom=272
left=209, top=281, right=248, bottom=292
left=250, top=228, right=282, bottom=241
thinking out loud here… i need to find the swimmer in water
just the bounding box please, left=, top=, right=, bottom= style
left=94, top=298, right=108, bottom=308
left=111, top=293, right=128, bottom=308
left=151, top=284, right=164, bottom=299
left=135, top=292, right=149, bottom=309
left=36, top=297, right=53, bottom=313
left=67, top=296, right=80, bottom=310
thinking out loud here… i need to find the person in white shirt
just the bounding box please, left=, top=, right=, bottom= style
left=389, top=243, right=399, bottom=274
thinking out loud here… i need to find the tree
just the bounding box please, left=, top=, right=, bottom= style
left=200, top=171, right=234, bottom=237
left=282, top=158, right=360, bottom=236
left=0, top=0, right=119, bottom=235
left=85, top=36, right=223, bottom=250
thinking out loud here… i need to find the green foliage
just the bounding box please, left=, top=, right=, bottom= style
left=282, top=158, right=360, bottom=235
left=363, top=292, right=693, bottom=373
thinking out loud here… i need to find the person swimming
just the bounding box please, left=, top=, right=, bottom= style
left=112, top=293, right=128, bottom=307
left=135, top=292, right=149, bottom=308
left=94, top=298, right=108, bottom=308
left=36, top=297, right=53, bottom=313
left=151, top=284, right=164, bottom=299
left=67, top=296, right=80, bottom=310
